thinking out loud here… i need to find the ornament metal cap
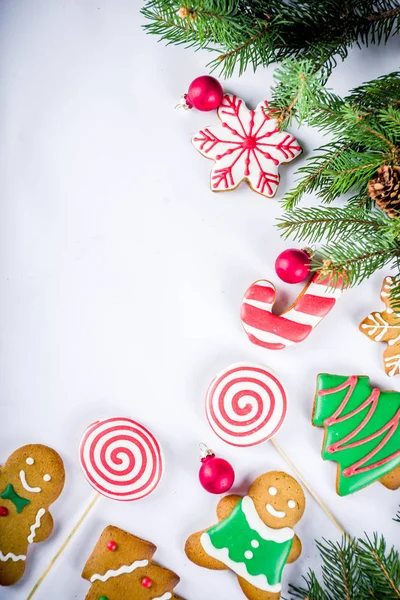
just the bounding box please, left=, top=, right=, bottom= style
left=199, top=442, right=215, bottom=460
left=175, top=94, right=191, bottom=110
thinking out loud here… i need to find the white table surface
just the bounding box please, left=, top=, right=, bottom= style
left=1, top=2, right=399, bottom=599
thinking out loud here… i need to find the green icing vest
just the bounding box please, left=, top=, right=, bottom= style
left=200, top=496, right=294, bottom=592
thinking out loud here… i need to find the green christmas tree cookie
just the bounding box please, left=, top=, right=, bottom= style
left=313, top=374, right=400, bottom=496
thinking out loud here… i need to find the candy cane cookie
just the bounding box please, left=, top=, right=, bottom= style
left=240, top=272, right=344, bottom=350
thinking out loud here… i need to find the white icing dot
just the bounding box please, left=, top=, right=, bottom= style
left=268, top=486, right=277, bottom=496
left=244, top=551, right=253, bottom=560
left=251, top=540, right=259, bottom=549
left=43, top=474, right=51, bottom=482
left=26, top=458, right=34, bottom=465
left=288, top=500, right=296, bottom=509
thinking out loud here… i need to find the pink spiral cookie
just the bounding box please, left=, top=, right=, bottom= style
left=79, top=417, right=164, bottom=501
left=241, top=272, right=344, bottom=350
left=206, top=363, right=287, bottom=447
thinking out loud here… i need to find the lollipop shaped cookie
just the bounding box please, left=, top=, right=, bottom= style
left=79, top=417, right=164, bottom=501
left=206, top=363, right=287, bottom=447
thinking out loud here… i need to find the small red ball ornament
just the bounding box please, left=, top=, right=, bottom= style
left=198, top=444, right=235, bottom=494
left=180, top=76, right=223, bottom=111
left=107, top=540, right=117, bottom=551
left=275, top=248, right=311, bottom=284
left=0, top=507, right=8, bottom=516
left=141, top=577, right=153, bottom=588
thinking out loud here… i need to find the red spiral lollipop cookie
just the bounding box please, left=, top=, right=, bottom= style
left=206, top=363, right=287, bottom=447
left=79, top=417, right=164, bottom=501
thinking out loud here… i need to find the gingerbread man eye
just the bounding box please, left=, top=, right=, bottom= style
left=26, top=457, right=34, bottom=465
left=268, top=486, right=277, bottom=496
left=43, top=474, right=51, bottom=482
left=288, top=500, right=296, bottom=509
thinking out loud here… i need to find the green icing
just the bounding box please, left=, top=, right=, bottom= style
left=206, top=498, right=293, bottom=588
left=313, top=374, right=400, bottom=496
left=0, top=484, right=30, bottom=513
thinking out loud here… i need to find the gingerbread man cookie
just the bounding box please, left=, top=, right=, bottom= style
left=359, top=276, right=400, bottom=376
left=82, top=525, right=184, bottom=600
left=0, top=444, right=65, bottom=586
left=185, top=471, right=305, bottom=600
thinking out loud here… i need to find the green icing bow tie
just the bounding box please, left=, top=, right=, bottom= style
left=0, top=484, right=30, bottom=513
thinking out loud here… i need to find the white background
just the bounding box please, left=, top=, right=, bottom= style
left=0, top=2, right=399, bottom=599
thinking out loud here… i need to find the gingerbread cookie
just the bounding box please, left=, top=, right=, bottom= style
left=0, top=444, right=65, bottom=586
left=313, top=374, right=400, bottom=496
left=82, top=525, right=184, bottom=600
left=359, top=276, right=400, bottom=376
left=241, top=272, right=344, bottom=350
left=185, top=471, right=305, bottom=600
left=192, top=94, right=302, bottom=198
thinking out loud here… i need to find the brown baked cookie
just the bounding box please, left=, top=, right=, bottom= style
left=359, top=276, right=400, bottom=376
left=0, top=444, right=65, bottom=586
left=185, top=471, right=305, bottom=600
left=82, top=525, right=184, bottom=600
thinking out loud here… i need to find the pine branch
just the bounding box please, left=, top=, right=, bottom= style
left=142, top=1, right=400, bottom=78
left=289, top=527, right=400, bottom=600
left=277, top=206, right=391, bottom=244
left=358, top=534, right=400, bottom=598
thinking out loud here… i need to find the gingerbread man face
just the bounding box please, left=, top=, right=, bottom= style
left=1, top=444, right=65, bottom=507
left=249, top=471, right=305, bottom=529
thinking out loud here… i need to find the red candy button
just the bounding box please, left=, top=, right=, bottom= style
left=107, top=540, right=117, bottom=551
left=141, top=577, right=152, bottom=588
left=0, top=507, right=8, bottom=516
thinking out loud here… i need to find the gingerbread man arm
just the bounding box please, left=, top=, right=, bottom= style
left=29, top=510, right=53, bottom=544
left=216, top=495, right=242, bottom=521
left=286, top=534, right=302, bottom=564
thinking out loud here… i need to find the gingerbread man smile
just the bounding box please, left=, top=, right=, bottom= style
left=18, top=456, right=52, bottom=495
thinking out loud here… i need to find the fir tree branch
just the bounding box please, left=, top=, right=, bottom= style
left=289, top=526, right=400, bottom=600
left=358, top=534, right=400, bottom=598
left=368, top=5, right=400, bottom=21
left=142, top=1, right=400, bottom=77
left=277, top=207, right=390, bottom=244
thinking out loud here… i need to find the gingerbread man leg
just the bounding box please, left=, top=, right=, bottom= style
left=0, top=560, right=26, bottom=587
left=237, top=577, right=281, bottom=600
left=184, top=530, right=228, bottom=570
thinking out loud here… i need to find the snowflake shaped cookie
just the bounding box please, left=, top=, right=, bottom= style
left=359, top=276, right=400, bottom=376
left=192, top=94, right=302, bottom=198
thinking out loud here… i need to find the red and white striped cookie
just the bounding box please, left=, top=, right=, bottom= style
left=79, top=417, right=164, bottom=501
left=240, top=272, right=344, bottom=350
left=206, top=363, right=287, bottom=446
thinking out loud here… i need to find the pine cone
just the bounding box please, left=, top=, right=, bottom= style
left=368, top=165, right=400, bottom=217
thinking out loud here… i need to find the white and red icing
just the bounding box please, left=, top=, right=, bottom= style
left=319, top=375, right=400, bottom=477
left=192, top=94, right=302, bottom=198
left=241, top=272, right=344, bottom=350
left=206, top=363, right=287, bottom=447
left=79, top=417, right=164, bottom=501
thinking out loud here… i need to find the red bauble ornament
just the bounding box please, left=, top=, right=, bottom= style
left=275, top=248, right=311, bottom=284
left=141, top=577, right=153, bottom=588
left=0, top=507, right=8, bottom=516
left=107, top=540, right=117, bottom=551
left=198, top=444, right=235, bottom=494
left=181, top=76, right=223, bottom=111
